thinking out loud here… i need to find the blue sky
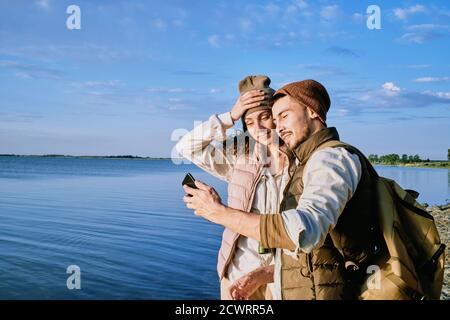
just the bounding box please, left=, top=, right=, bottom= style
left=0, top=0, right=449, bottom=159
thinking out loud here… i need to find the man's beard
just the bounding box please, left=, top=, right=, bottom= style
left=290, top=124, right=311, bottom=149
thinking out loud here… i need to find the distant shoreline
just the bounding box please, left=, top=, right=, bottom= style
left=372, top=162, right=449, bottom=169
left=1, top=154, right=449, bottom=167
left=0, top=154, right=175, bottom=160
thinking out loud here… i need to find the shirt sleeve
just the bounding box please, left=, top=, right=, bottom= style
left=280, top=147, right=362, bottom=253
left=175, top=112, right=236, bottom=182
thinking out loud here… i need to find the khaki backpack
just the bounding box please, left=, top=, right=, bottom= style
left=321, top=140, right=446, bottom=300
left=360, top=173, right=445, bottom=300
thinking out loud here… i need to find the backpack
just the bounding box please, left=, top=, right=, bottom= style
left=321, top=140, right=446, bottom=300
left=359, top=170, right=445, bottom=300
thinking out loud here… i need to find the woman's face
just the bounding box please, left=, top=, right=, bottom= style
left=244, top=109, right=276, bottom=145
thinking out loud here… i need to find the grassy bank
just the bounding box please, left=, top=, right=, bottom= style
left=371, top=161, right=450, bottom=169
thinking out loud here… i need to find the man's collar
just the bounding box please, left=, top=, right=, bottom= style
left=292, top=127, right=340, bottom=165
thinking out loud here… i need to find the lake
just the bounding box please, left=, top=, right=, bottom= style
left=0, top=156, right=448, bottom=299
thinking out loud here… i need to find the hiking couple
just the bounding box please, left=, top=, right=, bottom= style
left=175, top=75, right=386, bottom=300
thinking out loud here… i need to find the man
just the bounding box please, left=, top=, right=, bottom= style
left=183, top=79, right=382, bottom=300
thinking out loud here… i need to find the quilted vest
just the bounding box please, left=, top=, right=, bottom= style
left=216, top=154, right=261, bottom=279
left=278, top=127, right=382, bottom=300
left=217, top=145, right=293, bottom=279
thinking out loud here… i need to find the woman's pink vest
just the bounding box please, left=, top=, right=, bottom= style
left=216, top=154, right=262, bottom=279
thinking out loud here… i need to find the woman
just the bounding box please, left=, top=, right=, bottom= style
left=175, top=75, right=291, bottom=300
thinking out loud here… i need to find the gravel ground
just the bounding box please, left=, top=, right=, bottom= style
left=425, top=204, right=450, bottom=300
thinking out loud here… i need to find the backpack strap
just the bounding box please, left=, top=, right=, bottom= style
left=385, top=273, right=426, bottom=300
left=316, top=140, right=379, bottom=178
left=316, top=140, right=383, bottom=273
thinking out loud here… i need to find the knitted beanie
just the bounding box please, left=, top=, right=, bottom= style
left=238, top=75, right=275, bottom=118
left=273, top=79, right=330, bottom=124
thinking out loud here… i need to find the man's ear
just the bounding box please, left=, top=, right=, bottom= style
left=306, top=107, right=320, bottom=120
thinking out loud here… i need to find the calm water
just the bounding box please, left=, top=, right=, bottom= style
left=0, top=157, right=449, bottom=299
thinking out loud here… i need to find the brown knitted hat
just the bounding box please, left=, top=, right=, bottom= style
left=273, top=79, right=330, bottom=124
left=238, top=75, right=275, bottom=118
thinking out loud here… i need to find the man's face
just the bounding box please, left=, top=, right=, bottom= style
left=272, top=96, right=313, bottom=149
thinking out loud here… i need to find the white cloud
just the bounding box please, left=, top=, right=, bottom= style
left=209, top=88, right=223, bottom=94
left=0, top=44, right=146, bottom=63
left=399, top=24, right=449, bottom=44
left=295, top=0, right=308, bottom=9
left=147, top=88, right=196, bottom=94
left=415, top=77, right=449, bottom=83
left=354, top=84, right=450, bottom=111
left=320, top=5, right=340, bottom=22
left=428, top=91, right=450, bottom=100
left=298, top=63, right=350, bottom=76
left=407, top=24, right=447, bottom=31
left=393, top=5, right=426, bottom=21
left=336, top=108, right=350, bottom=117
left=172, top=19, right=184, bottom=27
left=382, top=82, right=401, bottom=95
left=0, top=60, right=63, bottom=80
left=151, top=19, right=166, bottom=31
left=239, top=18, right=253, bottom=32
left=407, top=64, right=431, bottom=68
left=208, top=34, right=220, bottom=47
left=286, top=5, right=297, bottom=14
left=73, top=80, right=122, bottom=89
left=35, top=0, right=50, bottom=9
left=286, top=1, right=312, bottom=16
left=352, top=13, right=365, bottom=24
left=265, top=4, right=280, bottom=14
left=400, top=33, right=424, bottom=44
left=224, top=34, right=234, bottom=41
left=318, top=31, right=351, bottom=40
left=327, top=85, right=450, bottom=123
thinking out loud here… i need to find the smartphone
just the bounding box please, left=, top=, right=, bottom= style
left=182, top=173, right=198, bottom=189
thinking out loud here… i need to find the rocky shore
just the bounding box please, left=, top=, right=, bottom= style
left=424, top=203, right=450, bottom=300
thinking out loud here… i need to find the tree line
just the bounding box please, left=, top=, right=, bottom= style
left=368, top=153, right=425, bottom=164
left=369, top=149, right=450, bottom=164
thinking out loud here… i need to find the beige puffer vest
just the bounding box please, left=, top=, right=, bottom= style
left=217, top=145, right=293, bottom=279
left=216, top=155, right=261, bottom=279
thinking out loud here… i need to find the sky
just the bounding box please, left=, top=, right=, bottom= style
left=0, top=0, right=449, bottom=159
